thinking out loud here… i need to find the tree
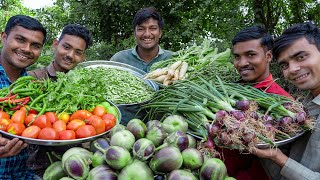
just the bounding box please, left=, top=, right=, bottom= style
left=0, top=0, right=33, bottom=31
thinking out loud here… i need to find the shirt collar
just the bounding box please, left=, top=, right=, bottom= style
left=0, top=64, right=27, bottom=82
left=253, top=74, right=274, bottom=89
left=131, top=45, right=164, bottom=62
left=46, top=61, right=57, bottom=77
left=303, top=93, right=320, bottom=106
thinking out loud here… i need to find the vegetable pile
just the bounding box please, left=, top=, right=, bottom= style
left=0, top=103, right=117, bottom=141
left=43, top=118, right=236, bottom=180
left=142, top=76, right=315, bottom=151
left=145, top=40, right=239, bottom=85
left=52, top=67, right=155, bottom=108
left=0, top=67, right=155, bottom=115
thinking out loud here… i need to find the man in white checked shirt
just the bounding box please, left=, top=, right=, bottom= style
left=252, top=22, right=320, bottom=180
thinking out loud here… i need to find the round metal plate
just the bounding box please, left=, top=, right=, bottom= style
left=0, top=101, right=121, bottom=146
left=79, top=60, right=159, bottom=95
left=256, top=131, right=305, bottom=149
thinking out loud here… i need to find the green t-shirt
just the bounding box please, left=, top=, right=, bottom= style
left=110, top=45, right=172, bottom=72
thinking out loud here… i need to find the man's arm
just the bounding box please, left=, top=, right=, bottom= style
left=253, top=147, right=320, bottom=180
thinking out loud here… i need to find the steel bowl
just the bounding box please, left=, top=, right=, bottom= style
left=0, top=101, right=121, bottom=146
left=187, top=131, right=306, bottom=149
left=78, top=60, right=159, bottom=97
left=255, top=131, right=305, bottom=149
left=79, top=60, right=159, bottom=125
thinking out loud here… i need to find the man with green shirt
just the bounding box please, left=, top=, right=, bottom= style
left=110, top=7, right=172, bottom=72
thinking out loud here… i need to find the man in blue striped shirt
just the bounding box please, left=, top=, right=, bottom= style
left=0, top=15, right=46, bottom=179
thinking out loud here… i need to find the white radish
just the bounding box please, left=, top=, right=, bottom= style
left=167, top=68, right=175, bottom=77
left=169, top=61, right=182, bottom=71
left=145, top=68, right=168, bottom=79
left=178, top=62, right=188, bottom=80
left=152, top=74, right=167, bottom=83
left=172, top=68, right=180, bottom=81
left=163, top=79, right=173, bottom=86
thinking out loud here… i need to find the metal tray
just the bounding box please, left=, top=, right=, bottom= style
left=256, top=131, right=305, bottom=149
left=187, top=131, right=306, bottom=149
left=0, top=102, right=121, bottom=146
left=79, top=60, right=159, bottom=101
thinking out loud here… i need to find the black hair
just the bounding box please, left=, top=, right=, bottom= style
left=132, top=7, right=164, bottom=30
left=232, top=25, right=273, bottom=51
left=5, top=15, right=47, bottom=44
left=273, top=22, right=320, bottom=59
left=59, top=24, right=93, bottom=49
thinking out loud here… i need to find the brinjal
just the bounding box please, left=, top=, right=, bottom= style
left=162, top=115, right=188, bottom=133
left=182, top=148, right=204, bottom=170
left=87, top=165, right=117, bottom=180
left=104, top=146, right=132, bottom=170
left=199, top=158, right=227, bottom=180
left=149, top=146, right=183, bottom=174
left=110, top=130, right=135, bottom=150
left=132, top=138, right=155, bottom=161
left=167, top=169, right=197, bottom=180
left=126, top=118, right=148, bottom=139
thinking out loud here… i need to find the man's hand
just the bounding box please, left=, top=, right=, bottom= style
left=0, top=134, right=28, bottom=158
left=252, top=147, right=289, bottom=167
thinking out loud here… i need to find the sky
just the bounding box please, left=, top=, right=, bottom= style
left=22, top=0, right=55, bottom=9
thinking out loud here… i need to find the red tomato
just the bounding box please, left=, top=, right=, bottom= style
left=19, top=106, right=28, bottom=114
left=45, top=112, right=59, bottom=124
left=66, top=119, right=86, bottom=131
left=38, top=127, right=58, bottom=140
left=0, top=118, right=13, bottom=131
left=58, top=112, right=70, bottom=124
left=11, top=110, right=26, bottom=124
left=102, top=113, right=117, bottom=122
left=0, top=125, right=6, bottom=131
left=7, top=123, right=26, bottom=135
left=0, top=110, right=10, bottom=120
left=21, top=125, right=41, bottom=138
left=25, top=113, right=37, bottom=126
left=92, top=105, right=107, bottom=117
left=19, top=106, right=38, bottom=115
left=70, top=110, right=92, bottom=121
left=58, top=130, right=76, bottom=140
left=102, top=114, right=117, bottom=131
left=33, top=115, right=52, bottom=129
left=28, top=108, right=38, bottom=115
left=87, top=115, right=105, bottom=134
left=53, top=120, right=66, bottom=132
left=76, top=125, right=96, bottom=138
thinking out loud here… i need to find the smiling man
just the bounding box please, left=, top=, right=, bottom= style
left=232, top=25, right=291, bottom=97
left=110, top=7, right=172, bottom=72
left=216, top=25, right=292, bottom=180
left=0, top=14, right=46, bottom=179
left=253, top=22, right=320, bottom=180
left=28, top=24, right=93, bottom=80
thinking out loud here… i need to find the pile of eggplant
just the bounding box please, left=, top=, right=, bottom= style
left=43, top=115, right=235, bottom=180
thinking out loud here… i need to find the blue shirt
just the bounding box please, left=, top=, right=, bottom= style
left=0, top=64, right=37, bottom=179
left=110, top=45, right=172, bottom=72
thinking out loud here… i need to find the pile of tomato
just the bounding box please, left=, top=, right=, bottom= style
left=0, top=102, right=117, bottom=140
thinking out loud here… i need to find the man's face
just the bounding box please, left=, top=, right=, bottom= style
left=134, top=18, right=162, bottom=51
left=53, top=34, right=86, bottom=72
left=233, top=39, right=272, bottom=82
left=1, top=26, right=44, bottom=69
left=277, top=38, right=320, bottom=95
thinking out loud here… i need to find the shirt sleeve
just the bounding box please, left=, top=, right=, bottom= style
left=281, top=158, right=320, bottom=180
